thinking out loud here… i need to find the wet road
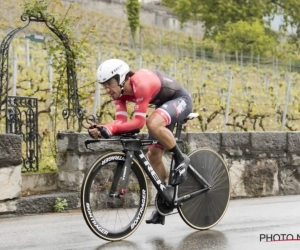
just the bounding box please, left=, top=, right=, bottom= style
left=1, top=195, right=300, bottom=250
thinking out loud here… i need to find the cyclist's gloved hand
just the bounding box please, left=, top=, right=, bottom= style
left=88, top=124, right=100, bottom=139
left=99, top=125, right=112, bottom=139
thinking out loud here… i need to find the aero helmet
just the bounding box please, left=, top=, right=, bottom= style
left=97, top=59, right=130, bottom=87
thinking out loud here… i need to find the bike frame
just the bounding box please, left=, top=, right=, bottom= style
left=85, top=136, right=212, bottom=208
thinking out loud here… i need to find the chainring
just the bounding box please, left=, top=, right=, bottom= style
left=155, top=193, right=174, bottom=216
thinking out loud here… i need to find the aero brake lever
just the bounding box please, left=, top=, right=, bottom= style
left=84, top=139, right=100, bottom=151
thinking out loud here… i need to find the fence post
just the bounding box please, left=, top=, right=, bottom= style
left=118, top=23, right=125, bottom=47
left=92, top=52, right=101, bottom=118
left=192, top=38, right=196, bottom=60
left=187, top=64, right=191, bottom=93
left=25, top=38, right=31, bottom=88
left=48, top=56, right=53, bottom=131
left=201, top=49, right=205, bottom=60
left=139, top=56, right=143, bottom=69
left=175, top=34, right=178, bottom=60
left=139, top=26, right=142, bottom=55
left=281, top=72, right=292, bottom=131
left=174, top=59, right=177, bottom=79
left=224, top=70, right=233, bottom=131
left=240, top=53, right=244, bottom=89
left=12, top=47, right=17, bottom=96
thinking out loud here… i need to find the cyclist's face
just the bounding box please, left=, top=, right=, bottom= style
left=101, top=78, right=120, bottom=99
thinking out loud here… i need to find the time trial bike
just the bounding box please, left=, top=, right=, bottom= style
left=81, top=113, right=231, bottom=241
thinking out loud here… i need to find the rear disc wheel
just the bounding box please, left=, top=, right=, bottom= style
left=177, top=148, right=231, bottom=230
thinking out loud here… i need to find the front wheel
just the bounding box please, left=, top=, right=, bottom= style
left=177, top=148, right=231, bottom=230
left=81, top=151, right=148, bottom=241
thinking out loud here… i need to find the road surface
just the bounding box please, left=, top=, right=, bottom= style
left=1, top=195, right=300, bottom=250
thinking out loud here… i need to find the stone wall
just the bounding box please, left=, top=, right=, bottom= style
left=0, top=134, right=22, bottom=213
left=22, top=172, right=58, bottom=194
left=57, top=131, right=300, bottom=204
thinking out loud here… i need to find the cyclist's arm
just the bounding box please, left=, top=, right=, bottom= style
left=107, top=97, right=149, bottom=134
left=102, top=71, right=158, bottom=135
left=105, top=99, right=128, bottom=127
left=88, top=100, right=128, bottom=138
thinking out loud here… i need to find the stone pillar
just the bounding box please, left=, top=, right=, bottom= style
left=0, top=134, right=22, bottom=213
left=56, top=132, right=111, bottom=192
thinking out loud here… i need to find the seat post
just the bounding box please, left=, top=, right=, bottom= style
left=174, top=121, right=183, bottom=140
left=169, top=121, right=184, bottom=185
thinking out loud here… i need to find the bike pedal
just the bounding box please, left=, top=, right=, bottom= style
left=165, top=211, right=178, bottom=216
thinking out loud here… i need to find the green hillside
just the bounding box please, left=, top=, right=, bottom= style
left=1, top=0, right=300, bottom=171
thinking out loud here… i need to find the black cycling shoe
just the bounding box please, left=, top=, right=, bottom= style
left=145, top=210, right=165, bottom=225
left=171, top=154, right=190, bottom=186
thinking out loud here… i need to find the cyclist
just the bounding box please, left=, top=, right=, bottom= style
left=88, top=59, right=192, bottom=225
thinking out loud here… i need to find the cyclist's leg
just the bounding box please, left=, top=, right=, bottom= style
left=147, top=120, right=177, bottom=181
left=145, top=123, right=176, bottom=225
left=146, top=141, right=167, bottom=182
left=145, top=136, right=166, bottom=225
left=145, top=94, right=192, bottom=224
left=147, top=94, right=192, bottom=186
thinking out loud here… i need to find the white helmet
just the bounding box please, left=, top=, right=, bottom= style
left=97, top=59, right=130, bottom=86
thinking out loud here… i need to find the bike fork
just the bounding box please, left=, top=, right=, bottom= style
left=109, top=151, right=134, bottom=198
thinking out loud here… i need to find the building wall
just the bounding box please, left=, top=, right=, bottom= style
left=63, top=0, right=205, bottom=36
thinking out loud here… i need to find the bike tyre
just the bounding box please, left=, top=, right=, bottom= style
left=177, top=148, right=231, bottom=230
left=81, top=151, right=148, bottom=241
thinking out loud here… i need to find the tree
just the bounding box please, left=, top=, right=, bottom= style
left=125, top=0, right=141, bottom=43
left=162, top=0, right=300, bottom=37
left=215, top=20, right=276, bottom=56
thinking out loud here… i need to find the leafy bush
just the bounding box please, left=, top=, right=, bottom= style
left=54, top=198, right=68, bottom=212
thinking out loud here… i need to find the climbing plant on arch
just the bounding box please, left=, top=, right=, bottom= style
left=0, top=10, right=86, bottom=132
left=0, top=1, right=95, bottom=171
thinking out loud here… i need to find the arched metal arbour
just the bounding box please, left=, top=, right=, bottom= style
left=0, top=12, right=86, bottom=171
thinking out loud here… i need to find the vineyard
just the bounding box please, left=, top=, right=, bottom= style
left=1, top=0, right=300, bottom=171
